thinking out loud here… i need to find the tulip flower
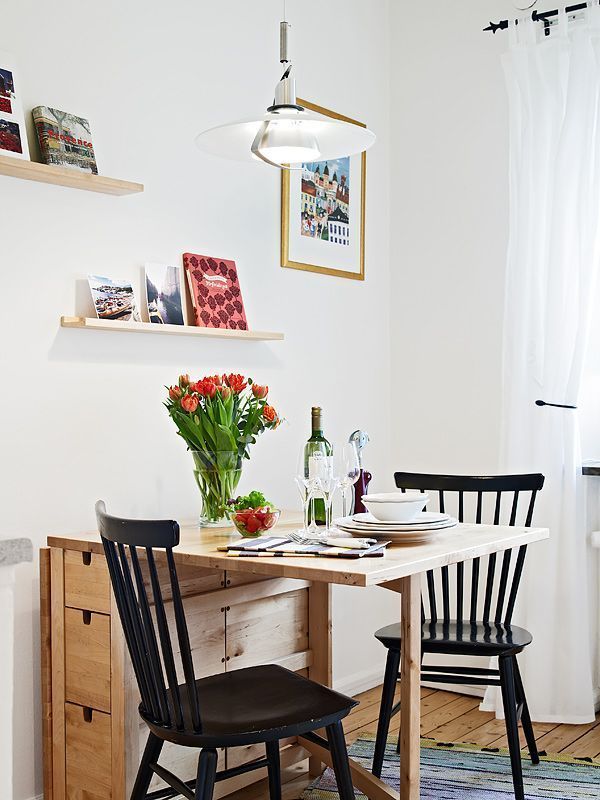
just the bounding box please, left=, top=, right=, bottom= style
left=169, top=386, right=182, bottom=401
left=218, top=385, right=232, bottom=400
left=194, top=378, right=217, bottom=399
left=179, top=374, right=190, bottom=387
left=263, top=405, right=278, bottom=424
left=252, top=384, right=268, bottom=399
left=181, top=394, right=199, bottom=413
left=224, top=373, right=247, bottom=393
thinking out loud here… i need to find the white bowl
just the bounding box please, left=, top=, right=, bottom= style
left=362, top=492, right=429, bottom=522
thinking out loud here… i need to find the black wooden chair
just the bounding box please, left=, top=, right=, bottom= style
left=96, top=501, right=357, bottom=800
left=371, top=473, right=545, bottom=800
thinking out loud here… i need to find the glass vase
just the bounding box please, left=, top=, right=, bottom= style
left=191, top=450, right=243, bottom=527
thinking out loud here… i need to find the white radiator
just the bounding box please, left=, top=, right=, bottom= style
left=0, top=539, right=32, bottom=800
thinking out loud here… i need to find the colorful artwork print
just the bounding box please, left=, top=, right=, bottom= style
left=300, top=158, right=350, bottom=246
left=88, top=275, right=140, bottom=322
left=145, top=263, right=185, bottom=325
left=0, top=67, right=15, bottom=97
left=33, top=106, right=97, bottom=173
left=0, top=118, right=22, bottom=153
left=0, top=54, right=28, bottom=159
left=183, top=253, right=247, bottom=330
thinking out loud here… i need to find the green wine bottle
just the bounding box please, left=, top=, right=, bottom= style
left=304, top=406, right=333, bottom=526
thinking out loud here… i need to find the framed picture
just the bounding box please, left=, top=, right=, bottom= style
left=0, top=52, right=29, bottom=160
left=281, top=98, right=366, bottom=281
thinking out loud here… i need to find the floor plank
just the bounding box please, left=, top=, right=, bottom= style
left=535, top=719, right=599, bottom=756
left=224, top=685, right=600, bottom=800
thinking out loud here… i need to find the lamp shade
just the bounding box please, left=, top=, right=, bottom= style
left=195, top=107, right=376, bottom=166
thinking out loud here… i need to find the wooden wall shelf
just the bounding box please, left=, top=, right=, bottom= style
left=60, top=316, right=284, bottom=341
left=0, top=154, right=143, bottom=195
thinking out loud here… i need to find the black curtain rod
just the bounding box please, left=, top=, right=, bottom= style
left=484, top=3, right=588, bottom=34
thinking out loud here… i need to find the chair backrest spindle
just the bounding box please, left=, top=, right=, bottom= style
left=96, top=501, right=202, bottom=733
left=393, top=473, right=544, bottom=628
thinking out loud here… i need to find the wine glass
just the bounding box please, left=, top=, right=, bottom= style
left=312, top=454, right=339, bottom=533
left=336, top=442, right=361, bottom=519
left=320, top=473, right=340, bottom=532
left=295, top=446, right=313, bottom=534
left=304, top=442, right=331, bottom=533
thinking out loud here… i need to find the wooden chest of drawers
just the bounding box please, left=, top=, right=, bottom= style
left=41, top=543, right=324, bottom=800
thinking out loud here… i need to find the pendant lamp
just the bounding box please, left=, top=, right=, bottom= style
left=195, top=18, right=376, bottom=169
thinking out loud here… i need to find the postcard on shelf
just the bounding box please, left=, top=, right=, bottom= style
left=88, top=275, right=140, bottom=322
left=32, top=106, right=97, bottom=173
left=0, top=52, right=29, bottom=160
left=144, top=263, right=185, bottom=325
left=183, top=253, right=247, bottom=330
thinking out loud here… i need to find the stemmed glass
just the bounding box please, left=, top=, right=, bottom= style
left=317, top=462, right=340, bottom=533
left=295, top=447, right=314, bottom=534
left=336, top=442, right=361, bottom=519
left=296, top=444, right=329, bottom=533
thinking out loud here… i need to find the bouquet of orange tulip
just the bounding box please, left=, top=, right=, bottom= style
left=166, top=373, right=280, bottom=525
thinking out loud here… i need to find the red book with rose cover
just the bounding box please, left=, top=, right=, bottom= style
left=183, top=253, right=248, bottom=331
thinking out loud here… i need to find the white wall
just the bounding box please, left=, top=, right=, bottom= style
left=0, top=2, right=395, bottom=798
left=390, top=0, right=510, bottom=473
left=390, top=0, right=600, bottom=697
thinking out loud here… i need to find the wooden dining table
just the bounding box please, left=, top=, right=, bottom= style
left=43, top=515, right=548, bottom=800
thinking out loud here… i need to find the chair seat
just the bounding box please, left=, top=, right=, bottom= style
left=141, top=663, right=357, bottom=748
left=375, top=620, right=533, bottom=656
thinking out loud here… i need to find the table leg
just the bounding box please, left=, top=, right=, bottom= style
left=308, top=581, right=332, bottom=776
left=399, top=574, right=421, bottom=800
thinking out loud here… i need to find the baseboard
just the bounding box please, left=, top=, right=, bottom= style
left=334, top=665, right=384, bottom=697
left=422, top=681, right=484, bottom=697
left=335, top=666, right=487, bottom=700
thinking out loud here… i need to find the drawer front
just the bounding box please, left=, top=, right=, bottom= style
left=64, top=550, right=110, bottom=613
left=140, top=555, right=224, bottom=600
left=65, top=608, right=111, bottom=712
left=65, top=703, right=112, bottom=800
left=126, top=599, right=226, bottom=715
left=226, top=588, right=309, bottom=670
left=224, top=570, right=271, bottom=589
left=166, top=600, right=225, bottom=681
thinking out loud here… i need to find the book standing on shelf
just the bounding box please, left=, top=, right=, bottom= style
left=32, top=106, right=97, bottom=173
left=183, top=252, right=248, bottom=330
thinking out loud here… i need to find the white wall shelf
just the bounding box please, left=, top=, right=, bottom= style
left=60, top=316, right=284, bottom=341
left=0, top=154, right=143, bottom=195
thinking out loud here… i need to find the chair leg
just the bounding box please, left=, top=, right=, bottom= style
left=131, top=732, right=163, bottom=800
left=373, top=648, right=401, bottom=777
left=499, top=655, right=525, bottom=800
left=512, top=655, right=539, bottom=765
left=194, top=748, right=218, bottom=800
left=266, top=740, right=282, bottom=800
left=326, top=721, right=355, bottom=800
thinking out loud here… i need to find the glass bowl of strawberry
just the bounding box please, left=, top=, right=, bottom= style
left=228, top=491, right=280, bottom=537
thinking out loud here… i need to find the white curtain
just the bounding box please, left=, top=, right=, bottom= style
left=490, top=5, right=600, bottom=723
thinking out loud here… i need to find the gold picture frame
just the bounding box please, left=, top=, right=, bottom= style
left=281, top=98, right=366, bottom=281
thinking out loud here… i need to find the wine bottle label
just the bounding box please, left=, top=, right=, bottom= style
left=308, top=454, right=333, bottom=480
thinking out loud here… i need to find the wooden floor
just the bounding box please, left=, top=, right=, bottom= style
left=227, top=685, right=600, bottom=800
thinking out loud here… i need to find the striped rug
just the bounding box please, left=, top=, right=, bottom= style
left=303, top=736, right=600, bottom=799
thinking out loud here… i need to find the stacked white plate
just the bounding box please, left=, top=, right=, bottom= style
left=333, top=512, right=458, bottom=544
